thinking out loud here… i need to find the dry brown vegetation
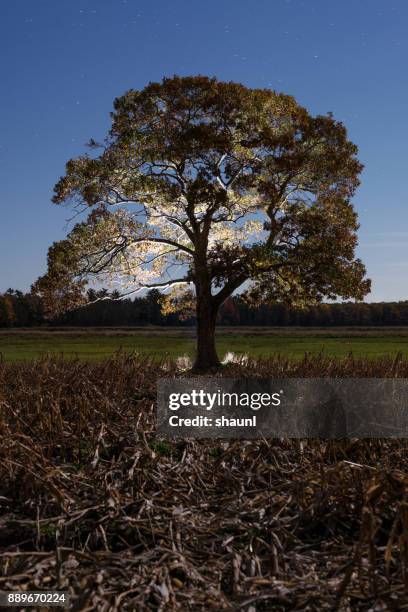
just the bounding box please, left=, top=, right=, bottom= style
left=1, top=354, right=408, bottom=610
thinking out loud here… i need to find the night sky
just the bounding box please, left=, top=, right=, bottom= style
left=1, top=0, right=407, bottom=301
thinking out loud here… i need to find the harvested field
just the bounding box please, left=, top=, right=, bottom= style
left=1, top=354, right=408, bottom=610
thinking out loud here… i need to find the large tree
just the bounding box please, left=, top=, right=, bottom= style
left=33, top=75, right=370, bottom=369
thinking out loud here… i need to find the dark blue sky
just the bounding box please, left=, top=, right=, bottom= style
left=1, top=0, right=407, bottom=300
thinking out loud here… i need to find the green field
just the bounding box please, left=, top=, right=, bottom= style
left=2, top=327, right=408, bottom=362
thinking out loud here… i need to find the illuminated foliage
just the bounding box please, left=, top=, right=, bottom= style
left=33, top=76, right=370, bottom=368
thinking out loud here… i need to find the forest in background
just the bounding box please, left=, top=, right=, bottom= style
left=2, top=288, right=408, bottom=328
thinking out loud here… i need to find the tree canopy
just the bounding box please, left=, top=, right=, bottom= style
left=33, top=75, right=370, bottom=368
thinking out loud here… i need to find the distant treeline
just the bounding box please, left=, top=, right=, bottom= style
left=2, top=288, right=408, bottom=327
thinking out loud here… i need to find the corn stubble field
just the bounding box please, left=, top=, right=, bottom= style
left=1, top=354, right=408, bottom=610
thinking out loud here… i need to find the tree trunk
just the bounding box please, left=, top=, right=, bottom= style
left=193, top=292, right=221, bottom=371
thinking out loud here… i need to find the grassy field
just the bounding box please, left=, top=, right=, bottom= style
left=2, top=326, right=408, bottom=361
